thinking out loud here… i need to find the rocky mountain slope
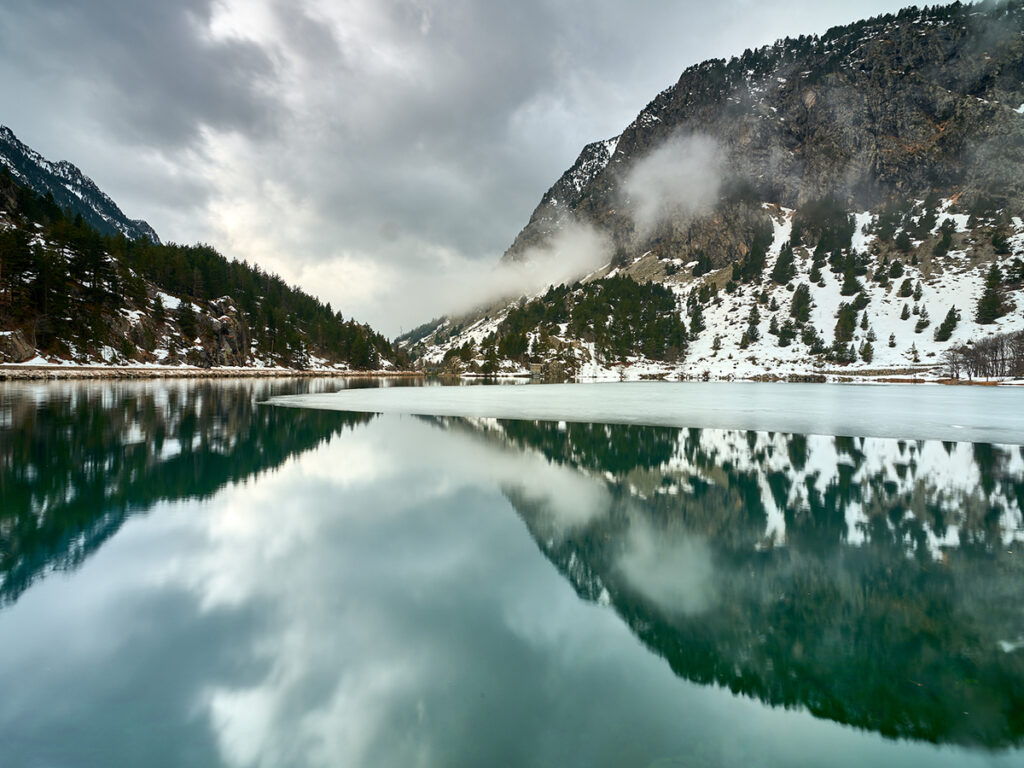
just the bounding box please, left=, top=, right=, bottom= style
left=0, top=168, right=404, bottom=370
left=0, top=125, right=159, bottom=243
left=404, top=1, right=1024, bottom=380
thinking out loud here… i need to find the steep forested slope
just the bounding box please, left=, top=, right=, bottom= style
left=0, top=169, right=405, bottom=369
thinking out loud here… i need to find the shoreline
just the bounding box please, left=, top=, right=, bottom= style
left=0, top=365, right=424, bottom=381
left=450, top=368, right=1024, bottom=386
left=1, top=364, right=1018, bottom=386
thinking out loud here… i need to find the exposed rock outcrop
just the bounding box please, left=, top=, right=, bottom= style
left=0, top=329, right=33, bottom=363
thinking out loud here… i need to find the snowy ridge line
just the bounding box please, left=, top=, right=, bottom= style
left=0, top=124, right=159, bottom=242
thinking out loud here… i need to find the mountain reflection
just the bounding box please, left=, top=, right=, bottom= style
left=433, top=416, right=1024, bottom=748
left=0, top=379, right=372, bottom=607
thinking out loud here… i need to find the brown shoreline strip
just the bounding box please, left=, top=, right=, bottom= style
left=0, top=366, right=424, bottom=381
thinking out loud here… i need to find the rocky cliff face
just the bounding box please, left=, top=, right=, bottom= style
left=0, top=125, right=160, bottom=243
left=503, top=2, right=1024, bottom=270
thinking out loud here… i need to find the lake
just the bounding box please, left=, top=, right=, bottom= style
left=2, top=378, right=1024, bottom=767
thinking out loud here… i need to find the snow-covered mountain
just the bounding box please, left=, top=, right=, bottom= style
left=0, top=125, right=159, bottom=243
left=403, top=2, right=1024, bottom=381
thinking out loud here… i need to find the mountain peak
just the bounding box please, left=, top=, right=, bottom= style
left=0, top=124, right=160, bottom=243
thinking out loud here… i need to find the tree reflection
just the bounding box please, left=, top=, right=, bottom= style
left=439, top=417, right=1024, bottom=748
left=0, top=380, right=372, bottom=607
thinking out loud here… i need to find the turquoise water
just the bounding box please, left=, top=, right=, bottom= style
left=1, top=379, right=1023, bottom=767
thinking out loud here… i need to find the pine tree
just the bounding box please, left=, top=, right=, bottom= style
left=888, top=332, right=896, bottom=348
left=153, top=294, right=165, bottom=326
left=976, top=263, right=1004, bottom=324
left=915, top=206, right=936, bottom=238
left=992, top=229, right=1010, bottom=255
left=834, top=302, right=857, bottom=343
left=914, top=306, right=930, bottom=333
left=176, top=299, right=197, bottom=341
left=840, top=269, right=862, bottom=296
left=861, top=340, right=874, bottom=363
left=744, top=303, right=761, bottom=343
left=900, top=303, right=910, bottom=320
left=771, top=243, right=796, bottom=284
left=690, top=304, right=705, bottom=336
left=778, top=319, right=796, bottom=347
left=933, top=219, right=955, bottom=258
left=872, top=262, right=889, bottom=286
left=933, top=306, right=959, bottom=341
left=790, top=284, right=811, bottom=324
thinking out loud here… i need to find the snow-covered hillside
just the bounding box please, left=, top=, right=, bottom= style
left=407, top=198, right=1024, bottom=382
left=0, top=170, right=401, bottom=372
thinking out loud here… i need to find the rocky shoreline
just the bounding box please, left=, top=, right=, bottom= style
left=0, top=365, right=423, bottom=381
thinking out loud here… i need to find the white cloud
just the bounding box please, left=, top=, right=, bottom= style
left=623, top=133, right=725, bottom=236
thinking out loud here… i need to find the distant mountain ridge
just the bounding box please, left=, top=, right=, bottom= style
left=0, top=125, right=160, bottom=243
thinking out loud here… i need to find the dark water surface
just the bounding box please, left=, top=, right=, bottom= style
left=2, top=379, right=1024, bottom=767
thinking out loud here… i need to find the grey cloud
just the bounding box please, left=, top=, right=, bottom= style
left=0, top=0, right=277, bottom=148
left=0, top=0, right=914, bottom=333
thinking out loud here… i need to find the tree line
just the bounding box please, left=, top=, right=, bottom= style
left=943, top=330, right=1024, bottom=379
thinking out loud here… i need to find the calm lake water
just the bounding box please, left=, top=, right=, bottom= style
left=2, top=378, right=1024, bottom=767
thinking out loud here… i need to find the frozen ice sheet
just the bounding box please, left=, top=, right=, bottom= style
left=269, top=381, right=1024, bottom=444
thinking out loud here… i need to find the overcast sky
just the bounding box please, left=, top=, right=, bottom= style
left=0, top=0, right=911, bottom=334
